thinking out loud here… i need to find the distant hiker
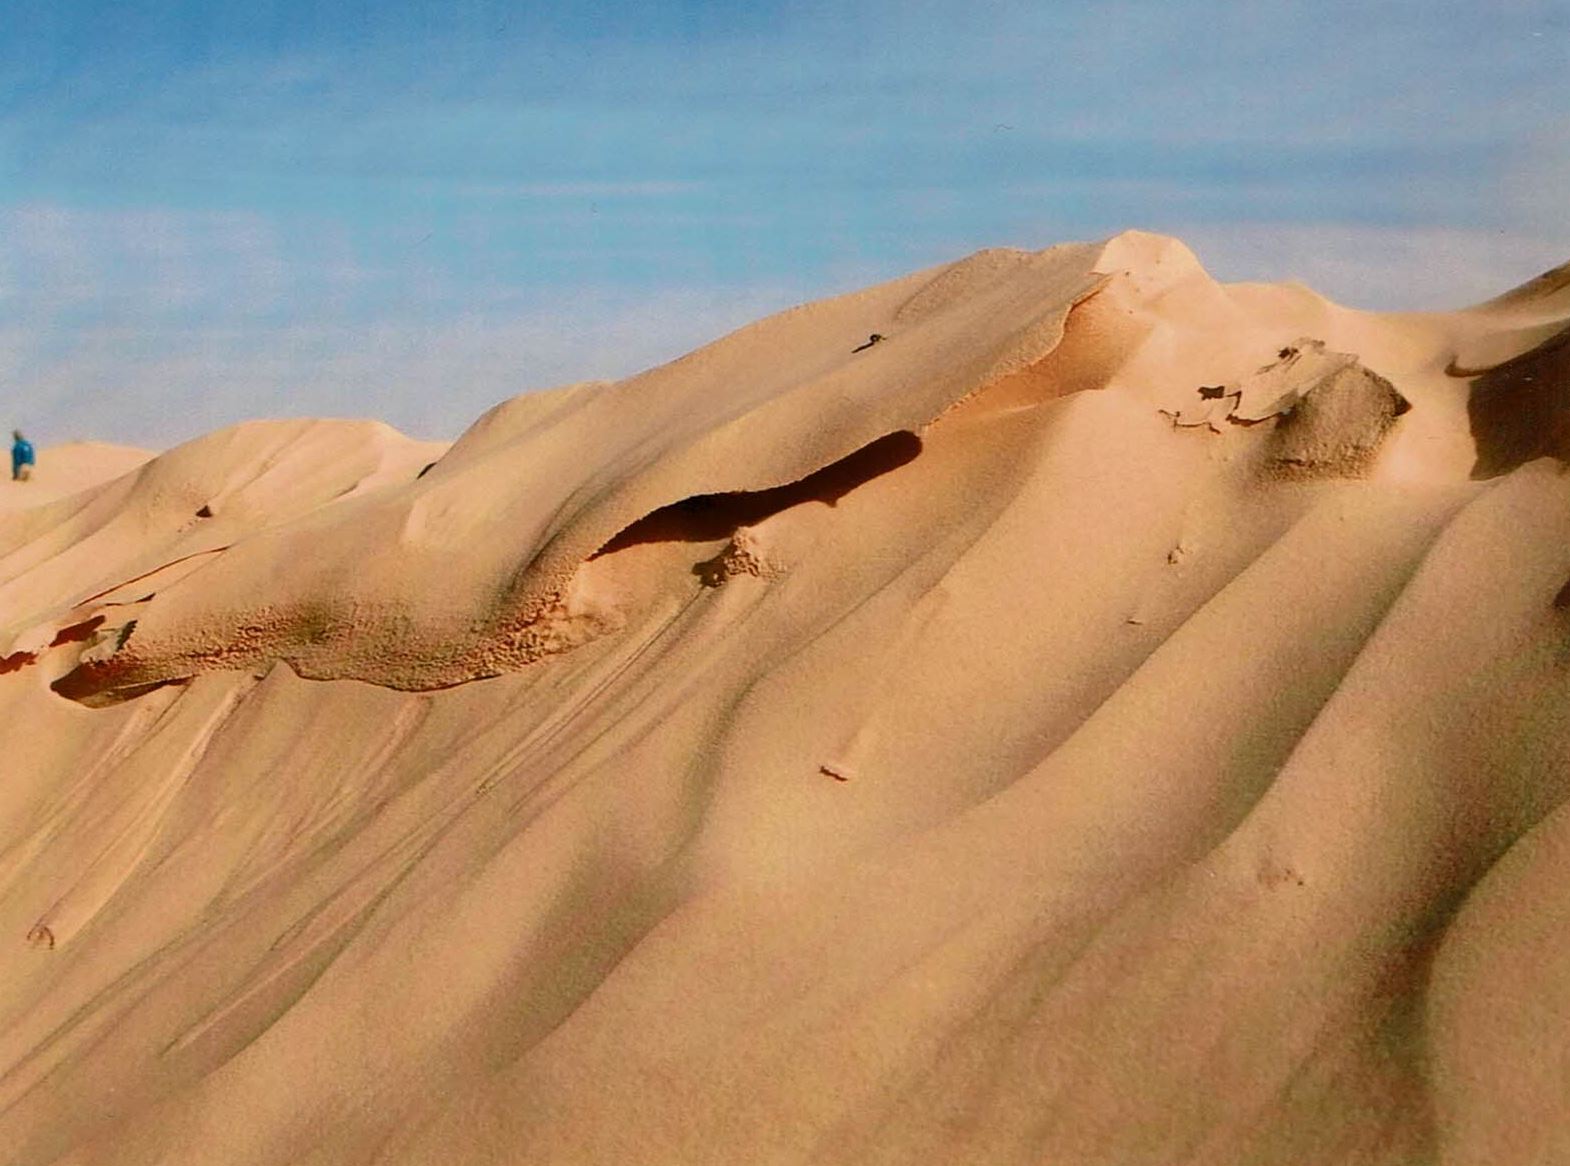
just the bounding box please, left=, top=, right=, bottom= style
left=10, top=431, right=34, bottom=482
left=852, top=333, right=884, bottom=353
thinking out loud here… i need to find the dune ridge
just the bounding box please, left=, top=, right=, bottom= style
left=2, top=232, right=1569, bottom=1164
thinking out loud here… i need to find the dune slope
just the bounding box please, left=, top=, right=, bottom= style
left=2, top=232, right=1569, bottom=1165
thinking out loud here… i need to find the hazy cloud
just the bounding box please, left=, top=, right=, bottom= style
left=0, top=0, right=1565, bottom=447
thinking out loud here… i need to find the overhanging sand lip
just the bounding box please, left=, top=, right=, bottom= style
left=1460, top=320, right=1570, bottom=478
left=498, top=243, right=1110, bottom=594
left=47, top=241, right=1117, bottom=696
left=24, top=228, right=1560, bottom=703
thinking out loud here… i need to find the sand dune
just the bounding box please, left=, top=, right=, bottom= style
left=0, top=443, right=155, bottom=513
left=2, top=231, right=1569, bottom=1164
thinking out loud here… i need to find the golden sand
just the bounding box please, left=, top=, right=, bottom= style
left=2, top=232, right=1568, bottom=1164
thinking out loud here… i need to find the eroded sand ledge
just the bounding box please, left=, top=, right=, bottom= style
left=2, top=232, right=1570, bottom=1164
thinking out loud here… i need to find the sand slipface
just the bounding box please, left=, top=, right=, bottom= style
left=0, top=231, right=1568, bottom=1165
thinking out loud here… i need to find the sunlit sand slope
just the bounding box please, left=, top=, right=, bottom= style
left=2, top=233, right=1569, bottom=1165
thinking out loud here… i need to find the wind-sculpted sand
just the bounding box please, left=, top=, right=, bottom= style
left=2, top=232, right=1568, bottom=1164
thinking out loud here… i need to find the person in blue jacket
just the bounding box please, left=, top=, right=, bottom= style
left=11, top=430, right=35, bottom=481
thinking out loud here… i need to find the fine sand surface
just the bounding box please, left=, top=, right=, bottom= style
left=0, top=443, right=155, bottom=512
left=2, top=232, right=1569, bottom=1164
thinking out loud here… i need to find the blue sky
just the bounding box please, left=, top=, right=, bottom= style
left=2, top=0, right=1567, bottom=447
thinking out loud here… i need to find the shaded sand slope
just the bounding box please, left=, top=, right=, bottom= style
left=1, top=233, right=1569, bottom=1164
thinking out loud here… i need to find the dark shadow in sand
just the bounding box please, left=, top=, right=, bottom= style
left=1459, top=322, right=1570, bottom=479
left=594, top=429, right=922, bottom=555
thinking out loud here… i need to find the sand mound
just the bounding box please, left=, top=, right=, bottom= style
left=2, top=231, right=1569, bottom=1165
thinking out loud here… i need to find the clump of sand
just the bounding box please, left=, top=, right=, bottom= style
left=1, top=232, right=1568, bottom=1165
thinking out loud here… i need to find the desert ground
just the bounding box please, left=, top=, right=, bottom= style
left=2, top=231, right=1569, bottom=1164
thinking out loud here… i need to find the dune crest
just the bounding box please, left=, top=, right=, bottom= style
left=3, top=232, right=1570, bottom=1165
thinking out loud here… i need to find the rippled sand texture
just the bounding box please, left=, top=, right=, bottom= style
left=2, top=232, right=1569, bottom=1165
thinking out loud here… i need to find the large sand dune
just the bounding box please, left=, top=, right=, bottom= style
left=2, top=231, right=1569, bottom=1164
